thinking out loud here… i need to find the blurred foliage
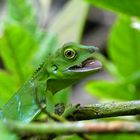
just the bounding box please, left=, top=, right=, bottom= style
left=54, top=134, right=82, bottom=140
left=48, top=0, right=89, bottom=45
left=92, top=134, right=140, bottom=140
left=86, top=0, right=140, bottom=17
left=109, top=16, right=140, bottom=78
left=86, top=0, right=140, bottom=101
left=7, top=0, right=37, bottom=33
left=87, top=80, right=136, bottom=100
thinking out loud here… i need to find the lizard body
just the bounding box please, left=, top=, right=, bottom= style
left=0, top=43, right=102, bottom=123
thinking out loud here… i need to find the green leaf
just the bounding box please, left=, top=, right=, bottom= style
left=0, top=71, right=17, bottom=107
left=7, top=0, right=37, bottom=32
left=0, top=122, right=18, bottom=140
left=108, top=15, right=140, bottom=77
left=48, top=0, right=89, bottom=45
left=86, top=80, right=136, bottom=100
left=85, top=0, right=140, bottom=17
left=32, top=32, right=58, bottom=67
left=0, top=24, right=37, bottom=84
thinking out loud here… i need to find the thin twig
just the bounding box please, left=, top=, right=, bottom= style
left=5, top=120, right=140, bottom=135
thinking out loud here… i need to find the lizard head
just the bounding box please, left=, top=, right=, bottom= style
left=46, top=42, right=102, bottom=93
left=48, top=42, right=102, bottom=79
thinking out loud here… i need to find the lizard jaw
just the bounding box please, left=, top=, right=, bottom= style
left=68, top=58, right=102, bottom=72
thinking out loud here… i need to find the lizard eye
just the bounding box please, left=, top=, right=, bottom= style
left=64, top=48, right=76, bottom=59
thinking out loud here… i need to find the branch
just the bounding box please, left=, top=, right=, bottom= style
left=5, top=101, right=140, bottom=136
left=66, top=100, right=140, bottom=120
left=6, top=120, right=140, bottom=135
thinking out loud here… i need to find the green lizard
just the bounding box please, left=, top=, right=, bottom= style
left=0, top=43, right=102, bottom=123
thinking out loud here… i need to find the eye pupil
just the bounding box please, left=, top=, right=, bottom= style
left=66, top=51, right=73, bottom=56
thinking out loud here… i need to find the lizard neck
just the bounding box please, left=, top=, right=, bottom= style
left=47, top=79, right=78, bottom=94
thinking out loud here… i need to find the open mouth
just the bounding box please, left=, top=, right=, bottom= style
left=68, top=58, right=102, bottom=72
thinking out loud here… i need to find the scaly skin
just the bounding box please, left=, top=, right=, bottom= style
left=0, top=43, right=102, bottom=123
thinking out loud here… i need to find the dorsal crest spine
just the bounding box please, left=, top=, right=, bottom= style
left=33, top=61, right=45, bottom=75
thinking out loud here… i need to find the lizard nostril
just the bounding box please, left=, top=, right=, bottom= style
left=88, top=47, right=98, bottom=53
